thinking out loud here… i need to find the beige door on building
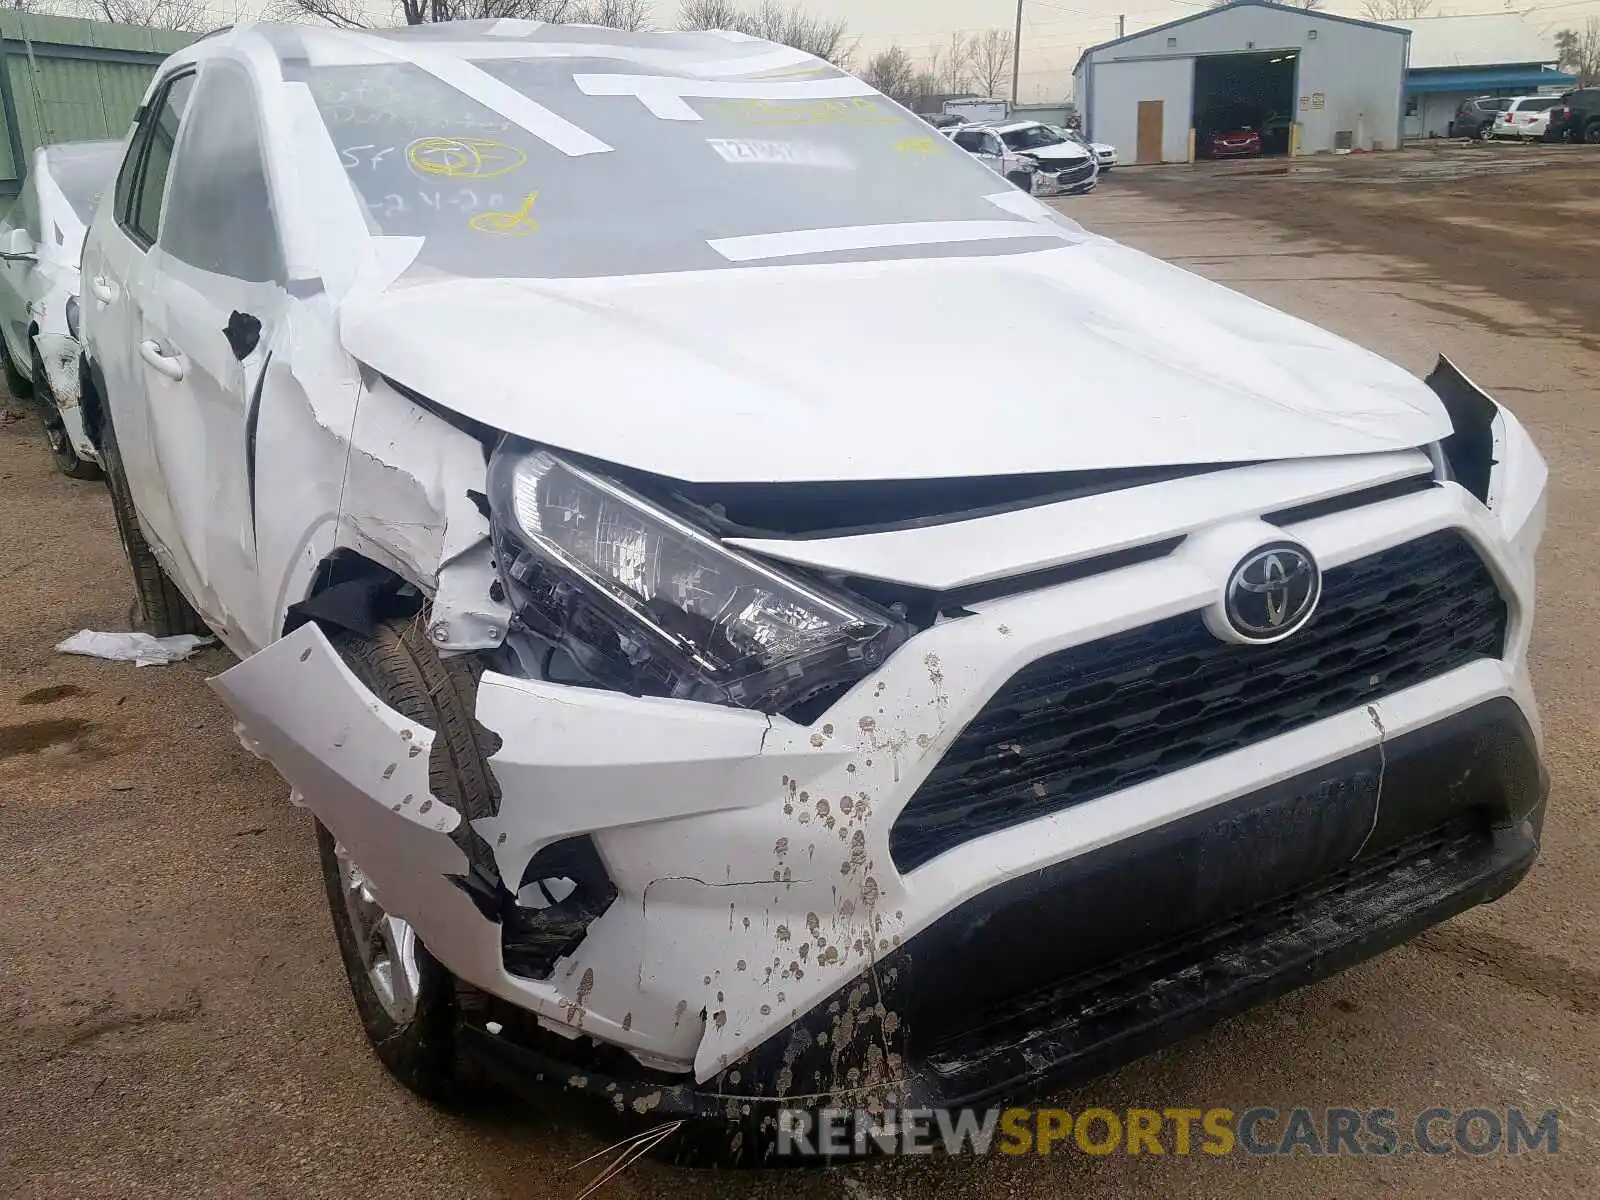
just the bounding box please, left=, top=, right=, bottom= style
left=1136, top=100, right=1164, bottom=164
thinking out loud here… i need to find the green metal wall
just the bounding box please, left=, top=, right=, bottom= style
left=0, top=12, right=193, bottom=195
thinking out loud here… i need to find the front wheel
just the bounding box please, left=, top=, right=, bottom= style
left=1585, top=122, right=1600, bottom=145
left=97, top=405, right=207, bottom=637
left=1007, top=171, right=1034, bottom=192
left=32, top=345, right=100, bottom=480
left=316, top=617, right=502, bottom=1103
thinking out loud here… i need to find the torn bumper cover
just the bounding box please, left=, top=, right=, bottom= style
left=210, top=441, right=1546, bottom=1135
left=33, top=330, right=96, bottom=464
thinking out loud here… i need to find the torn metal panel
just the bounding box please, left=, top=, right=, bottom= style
left=254, top=300, right=368, bottom=649
left=335, top=373, right=497, bottom=622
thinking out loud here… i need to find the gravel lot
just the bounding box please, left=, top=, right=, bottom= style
left=2, top=143, right=1596, bottom=1198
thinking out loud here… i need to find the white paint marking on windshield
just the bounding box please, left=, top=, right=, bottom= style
left=984, top=191, right=1058, bottom=221
left=705, top=138, right=854, bottom=168
left=338, top=36, right=614, bottom=156
left=574, top=73, right=877, bottom=121
left=707, top=221, right=1073, bottom=263
left=417, top=54, right=613, bottom=155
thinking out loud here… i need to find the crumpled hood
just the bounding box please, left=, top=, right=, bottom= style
left=340, top=237, right=1449, bottom=483
left=1026, top=142, right=1095, bottom=164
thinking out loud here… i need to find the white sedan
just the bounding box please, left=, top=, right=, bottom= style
left=0, top=140, right=122, bottom=478
left=1051, top=125, right=1118, bottom=170
left=1490, top=96, right=1560, bottom=141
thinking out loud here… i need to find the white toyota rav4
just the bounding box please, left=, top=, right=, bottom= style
left=80, top=21, right=1548, bottom=1158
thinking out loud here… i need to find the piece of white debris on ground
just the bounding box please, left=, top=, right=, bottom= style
left=56, top=630, right=214, bottom=667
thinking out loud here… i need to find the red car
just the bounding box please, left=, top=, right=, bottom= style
left=1201, top=105, right=1264, bottom=159
left=1206, top=127, right=1262, bottom=159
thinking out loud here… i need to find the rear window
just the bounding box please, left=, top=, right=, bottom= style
left=1517, top=98, right=1559, bottom=112
left=289, top=57, right=1074, bottom=280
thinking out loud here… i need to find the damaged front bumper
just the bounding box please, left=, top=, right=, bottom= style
left=33, top=331, right=96, bottom=464
left=211, top=437, right=1547, bottom=1143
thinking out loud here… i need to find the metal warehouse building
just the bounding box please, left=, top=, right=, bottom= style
left=1073, top=0, right=1408, bottom=164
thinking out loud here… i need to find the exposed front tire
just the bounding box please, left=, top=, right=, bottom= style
left=316, top=617, right=502, bottom=1103
left=1006, top=171, right=1033, bottom=192
left=0, top=334, right=31, bottom=398
left=97, top=406, right=207, bottom=637
left=1586, top=121, right=1600, bottom=145
left=32, top=345, right=100, bottom=480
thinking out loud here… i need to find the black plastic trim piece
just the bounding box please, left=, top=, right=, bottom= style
left=1426, top=356, right=1498, bottom=503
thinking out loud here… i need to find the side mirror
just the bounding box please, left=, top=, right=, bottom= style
left=0, top=226, right=35, bottom=262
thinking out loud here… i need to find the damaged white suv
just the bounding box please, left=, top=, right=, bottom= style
left=81, top=22, right=1549, bottom=1157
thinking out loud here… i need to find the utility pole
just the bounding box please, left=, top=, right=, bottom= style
left=1011, top=0, right=1024, bottom=105
left=1118, top=13, right=1126, bottom=38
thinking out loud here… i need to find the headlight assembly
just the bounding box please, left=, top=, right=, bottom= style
left=486, top=442, right=905, bottom=715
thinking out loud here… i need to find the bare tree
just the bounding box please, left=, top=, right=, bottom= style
left=676, top=0, right=743, bottom=30
left=937, top=30, right=971, bottom=95
left=73, top=0, right=209, bottom=29
left=583, top=0, right=648, bottom=30
left=861, top=44, right=918, bottom=109
left=274, top=0, right=646, bottom=31
left=968, top=28, right=1013, bottom=99
left=1557, top=21, right=1600, bottom=85
left=1360, top=0, right=1431, bottom=20
left=677, top=0, right=854, bottom=66
left=910, top=66, right=941, bottom=112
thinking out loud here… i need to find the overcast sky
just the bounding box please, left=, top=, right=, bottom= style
left=203, top=0, right=1600, bottom=102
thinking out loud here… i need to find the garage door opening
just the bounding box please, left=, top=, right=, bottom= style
left=1193, top=50, right=1298, bottom=158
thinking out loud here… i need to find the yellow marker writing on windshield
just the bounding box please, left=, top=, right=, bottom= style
left=469, top=191, right=540, bottom=236
left=407, top=136, right=526, bottom=180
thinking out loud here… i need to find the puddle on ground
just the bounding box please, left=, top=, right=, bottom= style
left=18, top=685, right=88, bottom=706
left=0, top=718, right=91, bottom=757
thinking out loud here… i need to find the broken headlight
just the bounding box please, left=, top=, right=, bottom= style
left=487, top=442, right=904, bottom=714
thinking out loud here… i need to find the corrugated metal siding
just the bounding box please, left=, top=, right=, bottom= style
left=0, top=11, right=192, bottom=195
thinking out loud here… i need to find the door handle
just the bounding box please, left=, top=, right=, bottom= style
left=139, top=338, right=186, bottom=382
left=90, top=276, right=118, bottom=304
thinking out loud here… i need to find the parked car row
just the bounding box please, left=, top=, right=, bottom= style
left=0, top=22, right=1551, bottom=1167
left=1451, top=90, right=1600, bottom=143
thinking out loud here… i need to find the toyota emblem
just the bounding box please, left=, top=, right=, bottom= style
left=1223, top=542, right=1322, bottom=643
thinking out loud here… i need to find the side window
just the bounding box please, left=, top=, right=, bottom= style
left=159, top=62, right=283, bottom=283
left=123, top=72, right=196, bottom=246
left=983, top=133, right=1005, bottom=157
left=112, top=124, right=141, bottom=222
left=952, top=130, right=982, bottom=152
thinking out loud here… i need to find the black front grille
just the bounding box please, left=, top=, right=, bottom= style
left=890, top=531, right=1508, bottom=871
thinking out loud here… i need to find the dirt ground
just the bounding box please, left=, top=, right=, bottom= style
left=3, top=143, right=1598, bottom=1198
